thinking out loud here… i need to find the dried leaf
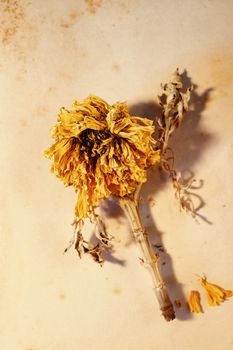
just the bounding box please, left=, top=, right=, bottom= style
left=156, top=70, right=194, bottom=215
left=94, top=216, right=114, bottom=248
left=157, top=68, right=192, bottom=152
left=63, top=219, right=84, bottom=253
left=86, top=244, right=104, bottom=265
left=72, top=231, right=104, bottom=265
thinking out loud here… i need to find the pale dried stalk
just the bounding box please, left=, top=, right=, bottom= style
left=119, top=189, right=175, bottom=322
left=157, top=69, right=194, bottom=214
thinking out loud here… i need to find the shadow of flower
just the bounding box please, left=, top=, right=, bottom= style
left=100, top=70, right=214, bottom=320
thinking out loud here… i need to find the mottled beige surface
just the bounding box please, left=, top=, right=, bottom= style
left=1, top=0, right=233, bottom=349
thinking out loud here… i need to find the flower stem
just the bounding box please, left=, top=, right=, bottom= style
left=119, top=193, right=175, bottom=321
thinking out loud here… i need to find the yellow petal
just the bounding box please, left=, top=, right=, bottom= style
left=200, top=278, right=233, bottom=306
left=75, top=188, right=89, bottom=219
left=223, top=290, right=233, bottom=298
left=188, top=290, right=202, bottom=313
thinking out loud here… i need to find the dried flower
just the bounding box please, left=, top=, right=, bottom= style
left=44, top=70, right=192, bottom=321
left=200, top=277, right=233, bottom=306
left=188, top=290, right=202, bottom=313
left=44, top=96, right=160, bottom=219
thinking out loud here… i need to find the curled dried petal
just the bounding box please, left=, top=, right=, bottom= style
left=188, top=290, right=202, bottom=313
left=200, top=278, right=233, bottom=306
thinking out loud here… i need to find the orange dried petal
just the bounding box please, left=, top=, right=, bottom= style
left=188, top=290, right=202, bottom=313
left=200, top=278, right=233, bottom=306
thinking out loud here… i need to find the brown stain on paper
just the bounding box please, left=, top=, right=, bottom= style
left=20, top=119, right=28, bottom=127
left=195, top=48, right=233, bottom=104
left=118, top=1, right=131, bottom=14
left=0, top=0, right=24, bottom=45
left=207, top=53, right=233, bottom=94
left=34, top=105, right=49, bottom=118
left=48, top=86, right=57, bottom=93
left=58, top=70, right=73, bottom=80
left=60, top=0, right=132, bottom=23
left=85, top=0, right=103, bottom=14
left=112, top=63, right=120, bottom=72
left=112, top=287, right=122, bottom=295
left=60, top=10, right=82, bottom=28
left=59, top=293, right=65, bottom=300
left=0, top=0, right=38, bottom=66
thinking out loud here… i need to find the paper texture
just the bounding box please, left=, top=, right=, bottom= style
left=1, top=1, right=233, bottom=349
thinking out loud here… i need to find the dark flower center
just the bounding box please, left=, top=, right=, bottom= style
left=78, top=128, right=111, bottom=157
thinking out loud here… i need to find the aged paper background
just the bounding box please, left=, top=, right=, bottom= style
left=0, top=1, right=233, bottom=349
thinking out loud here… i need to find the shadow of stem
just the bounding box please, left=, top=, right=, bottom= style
left=101, top=70, right=214, bottom=320
left=140, top=196, right=192, bottom=320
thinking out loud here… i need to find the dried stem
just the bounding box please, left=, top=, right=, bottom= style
left=118, top=190, right=175, bottom=322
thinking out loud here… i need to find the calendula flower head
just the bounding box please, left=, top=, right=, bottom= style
left=200, top=277, right=233, bottom=306
left=44, top=95, right=160, bottom=219
left=188, top=290, right=202, bottom=313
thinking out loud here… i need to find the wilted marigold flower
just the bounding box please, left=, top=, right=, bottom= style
left=200, top=277, right=233, bottom=306
left=44, top=95, right=160, bottom=219
left=44, top=71, right=190, bottom=321
left=188, top=290, right=202, bottom=313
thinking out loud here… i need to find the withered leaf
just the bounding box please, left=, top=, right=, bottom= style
left=94, top=216, right=114, bottom=248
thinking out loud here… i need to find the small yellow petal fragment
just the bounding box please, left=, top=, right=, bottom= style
left=188, top=291, right=202, bottom=313
left=223, top=290, right=233, bottom=298
left=200, top=278, right=233, bottom=306
left=174, top=299, right=182, bottom=308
